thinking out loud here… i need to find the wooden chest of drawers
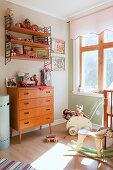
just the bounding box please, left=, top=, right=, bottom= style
left=7, top=86, right=54, bottom=143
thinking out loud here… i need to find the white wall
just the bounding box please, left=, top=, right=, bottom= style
left=0, top=0, right=68, bottom=121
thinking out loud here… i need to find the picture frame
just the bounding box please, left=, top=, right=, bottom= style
left=6, top=77, right=17, bottom=87
left=51, top=38, right=65, bottom=54
left=51, top=57, right=65, bottom=71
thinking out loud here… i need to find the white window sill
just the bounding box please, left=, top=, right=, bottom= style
left=72, top=91, right=103, bottom=98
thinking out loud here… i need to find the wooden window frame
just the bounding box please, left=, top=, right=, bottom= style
left=80, top=33, right=113, bottom=91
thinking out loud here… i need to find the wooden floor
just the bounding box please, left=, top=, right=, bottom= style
left=0, top=123, right=113, bottom=170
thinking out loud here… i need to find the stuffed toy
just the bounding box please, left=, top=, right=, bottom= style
left=63, top=109, right=75, bottom=120
left=76, top=105, right=88, bottom=118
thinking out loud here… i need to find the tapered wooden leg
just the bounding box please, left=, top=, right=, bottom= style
left=10, top=128, right=13, bottom=138
left=95, top=138, right=102, bottom=157
left=76, top=134, right=87, bottom=152
left=49, top=123, right=52, bottom=134
left=19, top=131, right=22, bottom=144
left=40, top=126, right=42, bottom=130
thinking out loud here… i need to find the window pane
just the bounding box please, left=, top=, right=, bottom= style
left=82, top=51, right=98, bottom=90
left=104, top=48, right=113, bottom=89
left=104, top=29, right=113, bottom=43
left=82, top=34, right=98, bottom=47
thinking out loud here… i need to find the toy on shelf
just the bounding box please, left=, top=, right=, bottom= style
left=63, top=105, right=92, bottom=136
left=46, top=135, right=58, bottom=143
left=6, top=8, right=14, bottom=26
left=32, top=24, right=39, bottom=31
left=68, top=127, right=113, bottom=158
left=24, top=18, right=31, bottom=29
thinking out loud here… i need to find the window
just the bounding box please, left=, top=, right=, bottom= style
left=82, top=51, right=98, bottom=90
left=80, top=30, right=113, bottom=91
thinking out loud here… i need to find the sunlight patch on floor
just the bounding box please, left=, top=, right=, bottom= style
left=81, top=158, right=94, bottom=165
left=31, top=143, right=74, bottom=170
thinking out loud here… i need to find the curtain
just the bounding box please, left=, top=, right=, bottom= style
left=70, top=6, right=113, bottom=40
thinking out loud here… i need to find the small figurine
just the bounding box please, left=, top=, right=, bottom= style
left=11, top=49, right=14, bottom=57
left=6, top=8, right=14, bottom=26
left=24, top=73, right=30, bottom=81
left=33, top=74, right=38, bottom=85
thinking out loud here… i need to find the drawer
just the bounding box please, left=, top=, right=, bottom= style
left=18, top=106, right=53, bottom=120
left=41, top=97, right=53, bottom=106
left=18, top=89, right=40, bottom=100
left=39, top=88, right=54, bottom=97
left=19, top=117, right=41, bottom=130
left=40, top=114, right=54, bottom=125
left=18, top=98, right=40, bottom=110
left=41, top=106, right=53, bottom=115
left=18, top=97, right=53, bottom=110
left=18, top=107, right=42, bottom=120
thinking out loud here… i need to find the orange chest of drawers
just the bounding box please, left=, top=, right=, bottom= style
left=7, top=86, right=54, bottom=143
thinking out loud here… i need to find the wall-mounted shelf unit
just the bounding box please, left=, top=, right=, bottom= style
left=9, top=39, right=51, bottom=48
left=5, top=16, right=51, bottom=65
left=7, top=26, right=51, bottom=37
left=11, top=55, right=50, bottom=61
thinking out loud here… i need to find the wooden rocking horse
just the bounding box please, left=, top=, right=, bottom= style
left=76, top=127, right=113, bottom=157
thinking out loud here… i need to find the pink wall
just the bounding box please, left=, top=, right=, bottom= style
left=70, top=6, right=113, bottom=39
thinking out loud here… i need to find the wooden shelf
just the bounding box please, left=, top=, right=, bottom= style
left=10, top=39, right=51, bottom=48
left=7, top=26, right=51, bottom=37
left=11, top=55, right=50, bottom=61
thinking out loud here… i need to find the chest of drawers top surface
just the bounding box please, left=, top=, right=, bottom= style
left=7, top=86, right=54, bottom=100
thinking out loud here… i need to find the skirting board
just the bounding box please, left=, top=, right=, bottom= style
left=11, top=120, right=113, bottom=148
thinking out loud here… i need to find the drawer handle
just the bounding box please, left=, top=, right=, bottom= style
left=24, top=92, right=29, bottom=95
left=24, top=112, right=29, bottom=115
left=46, top=108, right=50, bottom=111
left=24, top=121, right=29, bottom=124
left=46, top=117, right=50, bottom=119
left=24, top=102, right=29, bottom=105
left=46, top=91, right=50, bottom=93
left=46, top=100, right=50, bottom=102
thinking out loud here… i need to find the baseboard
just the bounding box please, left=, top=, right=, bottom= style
left=12, top=118, right=66, bottom=137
